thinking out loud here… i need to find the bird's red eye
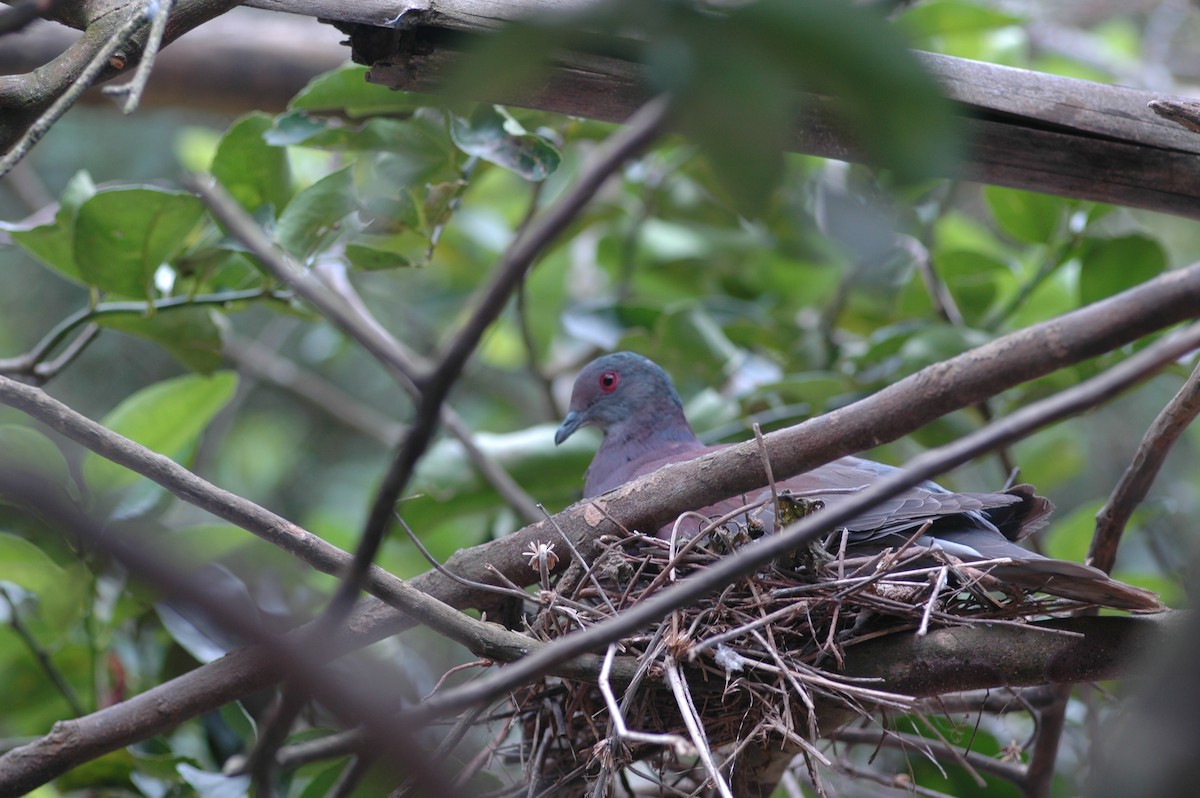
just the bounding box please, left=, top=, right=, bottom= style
left=599, top=370, right=619, bottom=393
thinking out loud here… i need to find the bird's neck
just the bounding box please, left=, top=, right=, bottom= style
left=585, top=409, right=704, bottom=496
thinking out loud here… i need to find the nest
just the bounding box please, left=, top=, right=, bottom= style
left=501, top=496, right=1077, bottom=796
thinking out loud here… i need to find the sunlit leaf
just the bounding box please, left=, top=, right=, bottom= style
left=984, top=185, right=1065, bottom=244
left=0, top=533, right=87, bottom=628
left=211, top=113, right=292, bottom=215
left=451, top=105, right=561, bottom=181
left=898, top=0, right=1023, bottom=39
left=83, top=372, right=238, bottom=495
left=274, top=166, right=358, bottom=258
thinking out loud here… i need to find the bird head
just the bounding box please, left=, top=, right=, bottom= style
left=554, top=352, right=687, bottom=445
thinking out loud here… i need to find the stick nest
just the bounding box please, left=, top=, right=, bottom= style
left=505, top=498, right=1077, bottom=794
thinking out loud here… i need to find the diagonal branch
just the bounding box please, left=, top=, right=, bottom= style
left=1090, top=358, right=1200, bottom=573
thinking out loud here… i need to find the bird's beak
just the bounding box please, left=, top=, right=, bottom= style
left=554, top=411, right=582, bottom=445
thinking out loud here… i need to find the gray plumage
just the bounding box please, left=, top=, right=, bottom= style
left=555, top=351, right=1162, bottom=612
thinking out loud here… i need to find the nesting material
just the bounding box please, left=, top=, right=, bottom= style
left=507, top=502, right=1085, bottom=795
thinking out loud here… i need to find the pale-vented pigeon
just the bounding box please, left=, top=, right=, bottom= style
left=554, top=351, right=1162, bottom=612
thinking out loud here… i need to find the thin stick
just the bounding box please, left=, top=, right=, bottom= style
left=665, top=659, right=734, bottom=798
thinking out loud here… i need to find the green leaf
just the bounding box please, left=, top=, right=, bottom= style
left=83, top=372, right=238, bottom=495
left=98, top=306, right=225, bottom=374
left=166, top=524, right=255, bottom=561
left=450, top=106, right=561, bottom=181
left=936, top=249, right=1010, bottom=323
left=3, top=170, right=97, bottom=284
left=74, top=187, right=208, bottom=298
left=1043, top=499, right=1103, bottom=564
left=0, top=533, right=86, bottom=628
left=290, top=65, right=427, bottom=117
left=211, top=113, right=292, bottom=215
left=898, top=0, right=1022, bottom=38
left=267, top=113, right=456, bottom=167
left=1078, top=234, right=1167, bottom=306
left=274, top=166, right=358, bottom=258
left=984, top=186, right=1065, bottom=244
left=53, top=748, right=135, bottom=791
left=1012, top=425, right=1085, bottom=491
left=345, top=237, right=418, bottom=270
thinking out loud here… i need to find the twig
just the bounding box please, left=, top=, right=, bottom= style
left=917, top=567, right=948, bottom=637
left=1091, top=356, right=1200, bottom=573
left=327, top=754, right=375, bottom=798
left=0, top=287, right=289, bottom=380
left=394, top=513, right=534, bottom=605
left=0, top=586, right=85, bottom=716
left=1021, top=686, right=1070, bottom=798
left=537, top=504, right=617, bottom=615
left=31, top=324, right=99, bottom=382
left=3, top=265, right=1199, bottom=792
left=754, top=422, right=780, bottom=533
left=830, top=726, right=1027, bottom=784
left=598, top=644, right=692, bottom=753
left=315, top=96, right=670, bottom=641
left=510, top=180, right=559, bottom=419
left=666, top=658, right=734, bottom=798
left=102, top=0, right=174, bottom=113
left=0, top=5, right=152, bottom=177
left=909, top=711, right=987, bottom=788
left=226, top=727, right=367, bottom=776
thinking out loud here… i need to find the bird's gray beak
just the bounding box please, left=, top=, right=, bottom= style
left=554, top=411, right=582, bottom=445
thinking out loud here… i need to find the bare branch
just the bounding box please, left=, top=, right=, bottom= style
left=327, top=92, right=671, bottom=624
left=0, top=288, right=290, bottom=383
left=0, top=5, right=152, bottom=177
left=100, top=0, right=173, bottom=113
left=1091, top=358, right=1200, bottom=573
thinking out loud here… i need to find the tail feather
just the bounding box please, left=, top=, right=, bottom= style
left=986, top=559, right=1164, bottom=613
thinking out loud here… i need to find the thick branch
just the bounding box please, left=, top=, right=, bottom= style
left=356, top=3, right=1200, bottom=219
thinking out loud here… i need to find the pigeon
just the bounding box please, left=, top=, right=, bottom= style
left=554, top=351, right=1162, bottom=612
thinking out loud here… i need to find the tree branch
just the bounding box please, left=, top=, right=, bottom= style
left=1090, top=359, right=1200, bottom=573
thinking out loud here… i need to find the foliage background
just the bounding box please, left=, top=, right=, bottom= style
left=2, top=0, right=1199, bottom=795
